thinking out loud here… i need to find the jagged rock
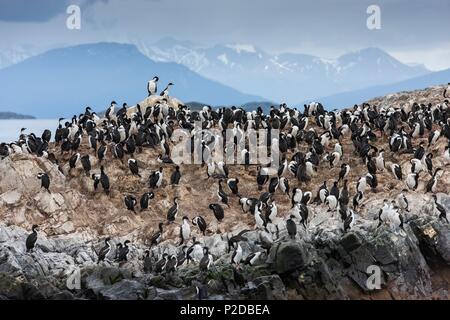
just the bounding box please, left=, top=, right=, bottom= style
left=99, top=279, right=145, bottom=300
left=243, top=275, right=287, bottom=300
left=269, top=241, right=308, bottom=274
left=0, top=273, right=24, bottom=299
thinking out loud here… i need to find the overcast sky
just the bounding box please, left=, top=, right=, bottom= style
left=1, top=0, right=449, bottom=70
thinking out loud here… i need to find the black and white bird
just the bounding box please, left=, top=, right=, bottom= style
left=396, top=189, right=409, bottom=212
left=143, top=250, right=152, bottom=273
left=428, top=130, right=440, bottom=147
left=231, top=243, right=243, bottom=266
left=128, top=158, right=141, bottom=177
left=170, top=166, right=181, bottom=185
left=192, top=215, right=207, bottom=236
left=291, top=188, right=303, bottom=208
left=140, top=192, right=155, bottom=211
left=244, top=251, right=262, bottom=266
left=286, top=215, right=297, bottom=239
left=343, top=210, right=355, bottom=232
left=279, top=177, right=289, bottom=195
left=147, top=76, right=159, bottom=96
left=352, top=191, right=363, bottom=209
left=150, top=222, right=164, bottom=246
left=227, top=178, right=239, bottom=196
left=406, top=172, right=419, bottom=190
left=268, top=176, right=279, bottom=193
left=425, top=168, right=443, bottom=193
left=425, top=153, right=434, bottom=175
left=37, top=173, right=50, bottom=193
left=209, top=203, right=224, bottom=222
left=217, top=179, right=229, bottom=206
left=338, top=163, right=350, bottom=181
left=69, top=153, right=80, bottom=172
left=117, top=240, right=131, bottom=262
left=149, top=167, right=163, bottom=188
left=391, top=163, right=403, bottom=180
left=433, top=195, right=449, bottom=223
left=165, top=255, right=178, bottom=274
left=124, top=195, right=137, bottom=212
left=97, top=237, right=111, bottom=263
left=80, top=154, right=91, bottom=176
left=217, top=161, right=229, bottom=178
left=154, top=253, right=168, bottom=273
left=25, top=224, right=39, bottom=252
left=100, top=166, right=110, bottom=194
left=179, top=216, right=191, bottom=245
left=199, top=247, right=213, bottom=272
left=167, top=197, right=179, bottom=224
left=160, top=82, right=174, bottom=98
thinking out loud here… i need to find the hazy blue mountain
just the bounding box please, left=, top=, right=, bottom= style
left=0, top=111, right=35, bottom=119
left=138, top=38, right=430, bottom=103
left=301, top=68, right=450, bottom=109
left=0, top=42, right=264, bottom=118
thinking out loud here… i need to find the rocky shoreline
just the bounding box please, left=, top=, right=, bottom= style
left=1, top=208, right=448, bottom=300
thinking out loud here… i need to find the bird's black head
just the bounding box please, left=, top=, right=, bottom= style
left=32, top=224, right=39, bottom=231
left=153, top=76, right=159, bottom=81
left=124, top=240, right=131, bottom=245
left=168, top=82, right=174, bottom=86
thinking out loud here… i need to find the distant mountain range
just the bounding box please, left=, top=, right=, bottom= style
left=0, top=43, right=263, bottom=118
left=304, top=67, right=450, bottom=109
left=138, top=37, right=430, bottom=103
left=0, top=40, right=446, bottom=118
left=0, top=111, right=35, bottom=119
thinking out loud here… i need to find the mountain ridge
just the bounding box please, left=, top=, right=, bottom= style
left=0, top=42, right=264, bottom=118
left=137, top=38, right=431, bottom=102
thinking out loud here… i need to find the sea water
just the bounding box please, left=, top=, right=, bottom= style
left=0, top=119, right=58, bottom=143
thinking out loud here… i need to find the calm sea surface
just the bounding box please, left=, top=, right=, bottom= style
left=0, top=119, right=58, bottom=143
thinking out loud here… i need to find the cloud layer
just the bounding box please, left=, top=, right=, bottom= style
left=0, top=0, right=449, bottom=70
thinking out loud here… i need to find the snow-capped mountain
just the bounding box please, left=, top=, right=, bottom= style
left=137, top=37, right=430, bottom=103
left=0, top=45, right=41, bottom=70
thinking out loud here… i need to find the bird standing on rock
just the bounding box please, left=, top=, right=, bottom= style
left=128, top=158, right=141, bottom=177
left=37, top=173, right=50, bottom=193
left=140, top=192, right=154, bottom=211
left=286, top=215, right=297, bottom=239
left=100, top=166, right=110, bottom=194
left=167, top=197, right=179, bottom=224
left=209, top=203, right=224, bottom=223
left=170, top=166, right=181, bottom=185
left=97, top=237, right=111, bottom=263
left=26, top=225, right=39, bottom=252
left=124, top=195, right=137, bottom=212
